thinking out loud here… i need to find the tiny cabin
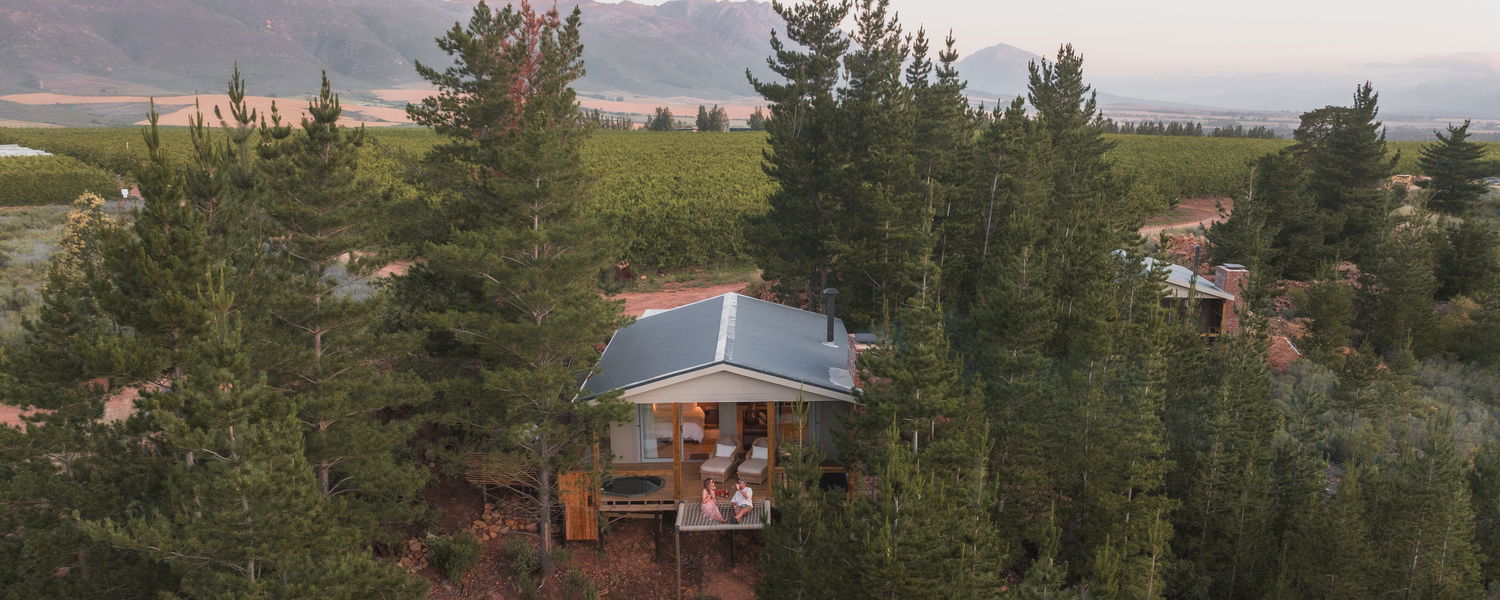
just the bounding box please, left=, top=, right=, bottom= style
left=1143, top=257, right=1247, bottom=335
left=579, top=293, right=855, bottom=514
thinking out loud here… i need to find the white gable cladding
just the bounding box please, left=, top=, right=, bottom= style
left=623, top=366, right=853, bottom=404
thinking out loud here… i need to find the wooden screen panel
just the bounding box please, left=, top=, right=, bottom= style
left=560, top=471, right=598, bottom=541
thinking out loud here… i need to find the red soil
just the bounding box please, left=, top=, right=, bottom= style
left=1140, top=195, right=1231, bottom=237
left=373, top=89, right=764, bottom=122
left=617, top=281, right=754, bottom=318
left=0, top=92, right=408, bottom=127
left=418, top=475, right=760, bottom=600
left=0, top=383, right=140, bottom=429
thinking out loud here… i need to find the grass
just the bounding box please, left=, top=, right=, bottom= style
left=0, top=200, right=134, bottom=342
left=0, top=206, right=70, bottom=341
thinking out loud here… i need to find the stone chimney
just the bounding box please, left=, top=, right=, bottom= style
left=1214, top=264, right=1249, bottom=334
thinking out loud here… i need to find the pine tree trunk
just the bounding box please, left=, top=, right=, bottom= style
left=318, top=459, right=331, bottom=497
left=538, top=466, right=554, bottom=577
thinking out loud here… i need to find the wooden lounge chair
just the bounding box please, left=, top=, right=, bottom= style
left=699, top=435, right=742, bottom=483
left=737, top=437, right=770, bottom=484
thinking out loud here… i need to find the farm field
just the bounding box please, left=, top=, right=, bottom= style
left=0, top=153, right=117, bottom=207
left=3, top=128, right=1496, bottom=271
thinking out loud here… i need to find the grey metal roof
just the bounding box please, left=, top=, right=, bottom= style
left=582, top=293, right=854, bottom=397
left=1141, top=256, right=1234, bottom=300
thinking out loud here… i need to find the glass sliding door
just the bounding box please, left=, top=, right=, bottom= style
left=639, top=403, right=675, bottom=462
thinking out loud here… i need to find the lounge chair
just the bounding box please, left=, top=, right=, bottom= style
left=699, top=435, right=742, bottom=483
left=737, top=437, right=770, bottom=484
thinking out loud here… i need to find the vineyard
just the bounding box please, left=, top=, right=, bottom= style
left=2, top=127, right=1496, bottom=267
left=0, top=154, right=117, bottom=207
left=1103, top=134, right=1288, bottom=201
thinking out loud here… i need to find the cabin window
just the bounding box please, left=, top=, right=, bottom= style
left=638, top=403, right=712, bottom=462
left=741, top=402, right=813, bottom=449
left=639, top=404, right=675, bottom=462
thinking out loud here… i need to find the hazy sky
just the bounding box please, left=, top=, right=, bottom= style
left=598, top=0, right=1500, bottom=77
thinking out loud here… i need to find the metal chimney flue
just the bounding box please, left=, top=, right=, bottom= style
left=822, top=288, right=839, bottom=343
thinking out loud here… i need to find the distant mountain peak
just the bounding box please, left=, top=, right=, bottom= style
left=955, top=42, right=1042, bottom=97
left=969, top=43, right=1041, bottom=62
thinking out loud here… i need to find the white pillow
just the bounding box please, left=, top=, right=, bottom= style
left=751, top=446, right=768, bottom=460
left=715, top=444, right=736, bottom=458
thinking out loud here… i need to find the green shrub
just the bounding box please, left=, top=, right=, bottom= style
left=0, top=155, right=117, bottom=207
left=428, top=531, right=482, bottom=582
left=564, top=567, right=599, bottom=600
left=505, top=537, right=542, bottom=599
left=505, top=537, right=541, bottom=575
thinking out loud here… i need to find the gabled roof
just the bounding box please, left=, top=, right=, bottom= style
left=1142, top=256, right=1234, bottom=300
left=582, top=293, right=854, bottom=397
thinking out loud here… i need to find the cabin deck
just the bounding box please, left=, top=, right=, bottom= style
left=599, top=462, right=773, bottom=513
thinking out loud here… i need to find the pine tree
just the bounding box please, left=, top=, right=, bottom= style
left=710, top=104, right=730, bottom=131
left=1006, top=511, right=1078, bottom=599
left=0, top=195, right=171, bottom=598
left=99, top=103, right=215, bottom=389
left=946, top=96, right=1035, bottom=311
left=1361, top=207, right=1439, bottom=360
left=747, top=106, right=767, bottom=131
left=831, top=0, right=920, bottom=327
left=0, top=402, right=174, bottom=598
left=1164, top=334, right=1284, bottom=599
left=1296, top=277, right=1358, bottom=361
left=847, top=294, right=964, bottom=467
left=695, top=104, right=711, bottom=131
left=1206, top=151, right=1323, bottom=280
left=758, top=411, right=852, bottom=600
left=1281, top=463, right=1378, bottom=598
left=1023, top=45, right=1136, bottom=358
left=3, top=193, right=122, bottom=408
left=1470, top=438, right=1500, bottom=588
left=853, top=434, right=1006, bottom=599
left=1436, top=212, right=1500, bottom=300
left=1366, top=414, right=1482, bottom=599
left=407, top=0, right=629, bottom=575
left=1291, top=83, right=1396, bottom=264
left=647, top=106, right=674, bottom=131
left=258, top=74, right=431, bottom=539
left=746, top=0, right=850, bottom=308
left=912, top=30, right=976, bottom=310
left=82, top=284, right=424, bottom=599
left=1418, top=120, right=1490, bottom=215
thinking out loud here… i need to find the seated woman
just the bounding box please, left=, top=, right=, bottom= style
left=700, top=479, right=727, bottom=523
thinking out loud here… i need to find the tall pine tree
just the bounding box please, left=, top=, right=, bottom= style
left=406, top=0, right=629, bottom=575
left=258, top=74, right=432, bottom=540
left=746, top=0, right=850, bottom=309
left=83, top=282, right=423, bottom=599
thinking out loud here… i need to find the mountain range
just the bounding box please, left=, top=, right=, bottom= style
left=0, top=0, right=1041, bottom=102
left=1, top=0, right=1496, bottom=129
